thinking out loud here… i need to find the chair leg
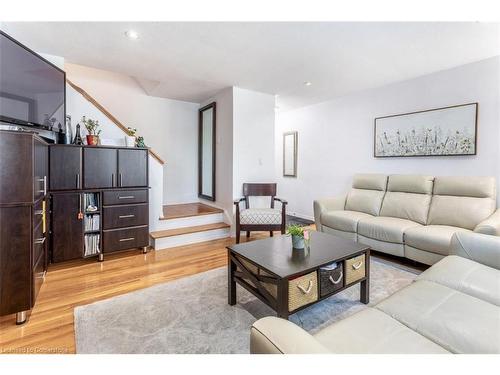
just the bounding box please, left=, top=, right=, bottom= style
left=270, top=231, right=273, bottom=237
left=236, top=230, right=240, bottom=244
left=246, top=231, right=250, bottom=238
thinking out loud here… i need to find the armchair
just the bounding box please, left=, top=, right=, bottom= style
left=234, top=183, right=287, bottom=243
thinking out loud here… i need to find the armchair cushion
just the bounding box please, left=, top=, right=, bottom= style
left=450, top=231, right=500, bottom=270
left=240, top=208, right=282, bottom=225
left=475, top=208, right=500, bottom=236
left=321, top=210, right=373, bottom=233
left=404, top=225, right=470, bottom=256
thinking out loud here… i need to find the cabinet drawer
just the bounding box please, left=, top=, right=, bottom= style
left=288, top=271, right=318, bottom=312
left=103, top=189, right=148, bottom=205
left=345, top=254, right=366, bottom=285
left=103, top=226, right=149, bottom=253
left=103, top=204, right=148, bottom=230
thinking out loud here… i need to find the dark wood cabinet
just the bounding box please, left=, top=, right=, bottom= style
left=49, top=146, right=82, bottom=190
left=118, top=149, right=148, bottom=187
left=0, top=130, right=48, bottom=324
left=83, top=147, right=117, bottom=189
left=51, top=193, right=84, bottom=263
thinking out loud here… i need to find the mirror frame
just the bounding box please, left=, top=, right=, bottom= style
left=283, top=131, right=298, bottom=177
left=198, top=102, right=216, bottom=201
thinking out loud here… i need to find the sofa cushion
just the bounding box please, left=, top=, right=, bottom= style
left=357, top=216, right=421, bottom=244
left=313, top=307, right=449, bottom=354
left=321, top=210, right=373, bottom=233
left=352, top=173, right=388, bottom=191
left=240, top=208, right=282, bottom=225
left=345, top=174, right=387, bottom=216
left=417, top=255, right=500, bottom=306
left=404, top=225, right=470, bottom=255
left=376, top=280, right=500, bottom=354
left=387, top=174, right=434, bottom=194
left=428, top=176, right=496, bottom=230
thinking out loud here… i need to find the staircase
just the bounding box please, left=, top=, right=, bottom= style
left=150, top=203, right=231, bottom=250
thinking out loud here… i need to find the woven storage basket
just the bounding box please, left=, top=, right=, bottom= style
left=236, top=256, right=259, bottom=288
left=345, top=254, right=366, bottom=285
left=319, top=262, right=344, bottom=297
left=288, top=271, right=318, bottom=312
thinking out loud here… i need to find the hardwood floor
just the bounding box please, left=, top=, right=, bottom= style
left=0, top=233, right=271, bottom=354
left=161, top=202, right=223, bottom=220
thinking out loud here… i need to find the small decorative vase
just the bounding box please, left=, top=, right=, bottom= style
left=125, top=135, right=136, bottom=147
left=292, top=234, right=305, bottom=250
left=86, top=135, right=99, bottom=146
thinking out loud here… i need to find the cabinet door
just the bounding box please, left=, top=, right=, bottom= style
left=51, top=193, right=84, bottom=262
left=34, top=139, right=49, bottom=201
left=49, top=146, right=82, bottom=190
left=118, top=149, right=148, bottom=187
left=0, top=206, right=32, bottom=315
left=83, top=148, right=117, bottom=189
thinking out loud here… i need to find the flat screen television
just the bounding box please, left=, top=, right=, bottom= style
left=0, top=30, right=65, bottom=130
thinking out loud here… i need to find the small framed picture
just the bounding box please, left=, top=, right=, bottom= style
left=283, top=131, right=298, bottom=177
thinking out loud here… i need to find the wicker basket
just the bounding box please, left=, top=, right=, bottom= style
left=319, top=262, right=344, bottom=297
left=288, top=271, right=318, bottom=312
left=345, top=254, right=366, bottom=285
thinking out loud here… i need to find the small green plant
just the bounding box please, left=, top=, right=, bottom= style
left=127, top=127, right=137, bottom=136
left=287, top=224, right=304, bottom=237
left=82, top=116, right=101, bottom=136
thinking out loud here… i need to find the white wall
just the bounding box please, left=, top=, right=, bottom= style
left=276, top=56, right=500, bottom=219
left=65, top=63, right=199, bottom=205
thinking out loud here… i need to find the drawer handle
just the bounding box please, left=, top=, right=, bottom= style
left=297, top=280, right=313, bottom=295
left=329, top=272, right=343, bottom=285
left=352, top=261, right=363, bottom=270
left=119, top=214, right=135, bottom=219
left=119, top=237, right=135, bottom=242
left=118, top=196, right=135, bottom=199
left=34, top=237, right=46, bottom=245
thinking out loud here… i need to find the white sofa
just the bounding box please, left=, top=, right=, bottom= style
left=314, top=174, right=500, bottom=265
left=250, top=231, right=500, bottom=354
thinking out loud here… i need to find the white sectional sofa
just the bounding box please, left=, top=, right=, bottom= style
left=250, top=231, right=500, bottom=354
left=314, top=174, right=500, bottom=265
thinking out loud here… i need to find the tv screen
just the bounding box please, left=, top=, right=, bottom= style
left=0, top=30, right=65, bottom=129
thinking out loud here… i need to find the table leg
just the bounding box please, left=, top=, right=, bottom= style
left=277, top=278, right=289, bottom=319
left=360, top=249, right=370, bottom=304
left=228, top=251, right=237, bottom=305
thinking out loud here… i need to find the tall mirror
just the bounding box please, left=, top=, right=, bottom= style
left=198, top=102, right=216, bottom=201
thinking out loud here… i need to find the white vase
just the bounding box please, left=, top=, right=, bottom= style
left=125, top=135, right=136, bottom=147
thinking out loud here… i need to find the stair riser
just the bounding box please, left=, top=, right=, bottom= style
left=152, top=228, right=230, bottom=250
left=156, top=213, right=225, bottom=230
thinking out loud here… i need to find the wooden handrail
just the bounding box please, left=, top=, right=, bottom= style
left=66, top=78, right=166, bottom=165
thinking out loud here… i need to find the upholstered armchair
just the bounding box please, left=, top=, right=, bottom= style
left=234, top=183, right=287, bottom=243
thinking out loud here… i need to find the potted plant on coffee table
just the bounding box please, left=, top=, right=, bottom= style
left=287, top=224, right=306, bottom=249
left=82, top=116, right=101, bottom=146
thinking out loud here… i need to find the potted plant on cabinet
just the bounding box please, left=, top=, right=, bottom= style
left=82, top=116, right=101, bottom=146
left=126, top=127, right=137, bottom=147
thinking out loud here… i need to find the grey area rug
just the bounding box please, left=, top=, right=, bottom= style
left=74, top=258, right=418, bottom=354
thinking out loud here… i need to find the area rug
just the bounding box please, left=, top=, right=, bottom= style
left=74, top=257, right=418, bottom=353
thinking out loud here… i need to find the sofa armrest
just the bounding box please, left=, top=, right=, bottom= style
left=250, top=317, right=329, bottom=354
left=450, top=231, right=500, bottom=270
left=474, top=208, right=500, bottom=236
left=313, top=194, right=346, bottom=232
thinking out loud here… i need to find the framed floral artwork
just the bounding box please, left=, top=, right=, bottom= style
left=374, top=103, right=477, bottom=157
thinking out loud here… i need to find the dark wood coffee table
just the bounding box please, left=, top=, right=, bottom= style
left=227, top=231, right=370, bottom=319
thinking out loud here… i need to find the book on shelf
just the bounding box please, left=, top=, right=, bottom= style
left=84, top=193, right=100, bottom=213
left=84, top=233, right=100, bottom=256
left=84, top=214, right=100, bottom=232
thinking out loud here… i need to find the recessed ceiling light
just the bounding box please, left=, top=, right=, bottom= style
left=304, top=81, right=312, bottom=86
left=125, top=30, right=139, bottom=40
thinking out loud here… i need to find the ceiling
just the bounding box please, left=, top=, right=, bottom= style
left=1, top=22, right=499, bottom=110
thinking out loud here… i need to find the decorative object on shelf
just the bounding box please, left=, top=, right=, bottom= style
left=73, top=123, right=84, bottom=145
left=126, top=127, right=137, bottom=147
left=82, top=116, right=101, bottom=146
left=283, top=131, right=298, bottom=177
left=374, top=102, right=478, bottom=157
left=64, top=115, right=73, bottom=144
left=287, top=224, right=305, bottom=249
left=136, top=136, right=146, bottom=148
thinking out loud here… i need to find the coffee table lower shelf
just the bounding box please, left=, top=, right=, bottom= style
left=228, top=248, right=370, bottom=320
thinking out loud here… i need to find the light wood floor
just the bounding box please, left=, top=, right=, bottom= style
left=161, top=202, right=223, bottom=220
left=0, top=232, right=273, bottom=354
